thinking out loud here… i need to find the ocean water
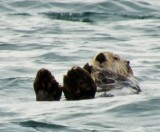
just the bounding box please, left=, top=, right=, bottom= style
left=0, top=0, right=160, bottom=131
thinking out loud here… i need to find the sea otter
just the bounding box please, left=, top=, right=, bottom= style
left=83, top=51, right=141, bottom=97
left=33, top=51, right=141, bottom=101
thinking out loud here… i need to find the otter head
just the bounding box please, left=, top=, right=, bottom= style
left=91, top=51, right=133, bottom=77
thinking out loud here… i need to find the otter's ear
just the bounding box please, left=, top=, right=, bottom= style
left=95, top=53, right=106, bottom=64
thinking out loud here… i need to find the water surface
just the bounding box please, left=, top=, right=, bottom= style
left=0, top=0, right=160, bottom=131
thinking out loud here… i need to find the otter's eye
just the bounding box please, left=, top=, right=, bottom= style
left=113, top=55, right=119, bottom=60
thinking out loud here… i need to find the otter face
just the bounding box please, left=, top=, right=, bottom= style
left=92, top=51, right=133, bottom=77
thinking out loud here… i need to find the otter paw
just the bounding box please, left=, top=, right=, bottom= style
left=33, top=68, right=62, bottom=101
left=63, top=66, right=97, bottom=100
left=83, top=63, right=93, bottom=74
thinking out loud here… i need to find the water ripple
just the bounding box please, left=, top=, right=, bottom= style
left=17, top=120, right=67, bottom=129
left=0, top=0, right=160, bottom=132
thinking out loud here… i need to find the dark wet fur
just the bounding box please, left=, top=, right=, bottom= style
left=63, top=66, right=97, bottom=100
left=34, top=68, right=62, bottom=101
left=83, top=63, right=141, bottom=95
left=33, top=62, right=141, bottom=101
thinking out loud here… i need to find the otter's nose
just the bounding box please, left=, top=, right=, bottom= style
left=95, top=53, right=106, bottom=64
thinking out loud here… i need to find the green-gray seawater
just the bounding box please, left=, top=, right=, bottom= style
left=0, top=0, right=160, bottom=131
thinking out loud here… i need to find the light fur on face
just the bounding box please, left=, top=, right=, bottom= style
left=91, top=51, right=133, bottom=77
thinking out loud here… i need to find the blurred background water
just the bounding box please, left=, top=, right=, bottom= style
left=0, top=0, right=160, bottom=131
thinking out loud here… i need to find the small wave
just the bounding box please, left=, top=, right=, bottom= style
left=38, top=0, right=160, bottom=21
left=106, top=97, right=160, bottom=118
left=40, top=11, right=159, bottom=23
left=40, top=12, right=94, bottom=23
left=15, top=120, right=102, bottom=131
left=0, top=4, right=14, bottom=13
left=15, top=120, right=67, bottom=129
left=36, top=52, right=79, bottom=62
left=0, top=43, right=18, bottom=51
left=2, top=0, right=159, bottom=22
left=0, top=77, right=32, bottom=88
left=38, top=52, right=69, bottom=61
left=8, top=0, right=40, bottom=8
left=9, top=12, right=31, bottom=16
left=113, top=12, right=157, bottom=19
